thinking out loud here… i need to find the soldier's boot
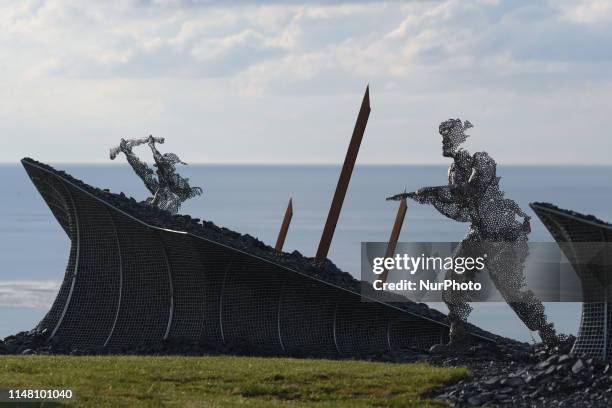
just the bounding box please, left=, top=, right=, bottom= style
left=449, top=319, right=471, bottom=345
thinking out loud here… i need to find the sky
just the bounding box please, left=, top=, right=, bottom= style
left=1, top=0, right=611, bottom=165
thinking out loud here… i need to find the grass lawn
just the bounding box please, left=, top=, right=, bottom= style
left=0, top=355, right=467, bottom=407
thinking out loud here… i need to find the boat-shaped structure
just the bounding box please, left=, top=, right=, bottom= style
left=22, top=158, right=499, bottom=356
left=530, top=202, right=612, bottom=360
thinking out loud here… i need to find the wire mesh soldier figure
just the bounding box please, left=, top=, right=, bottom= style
left=388, top=119, right=560, bottom=347
left=110, top=135, right=203, bottom=214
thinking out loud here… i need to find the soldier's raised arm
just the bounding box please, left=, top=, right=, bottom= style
left=115, top=138, right=159, bottom=195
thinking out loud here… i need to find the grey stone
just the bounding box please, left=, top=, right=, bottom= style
left=428, top=344, right=449, bottom=355
left=536, top=360, right=551, bottom=370
left=545, top=355, right=559, bottom=365
left=483, top=376, right=500, bottom=387
left=572, top=359, right=586, bottom=374
left=505, top=376, right=525, bottom=387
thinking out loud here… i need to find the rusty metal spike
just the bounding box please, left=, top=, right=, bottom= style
left=380, top=197, right=408, bottom=283
left=315, top=85, right=370, bottom=263
left=275, top=198, right=293, bottom=251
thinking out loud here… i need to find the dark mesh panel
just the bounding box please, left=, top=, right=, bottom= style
left=608, top=305, right=612, bottom=360
left=22, top=167, right=77, bottom=334
left=53, top=189, right=121, bottom=348
left=160, top=232, right=207, bottom=340
left=389, top=316, right=448, bottom=351
left=572, top=302, right=606, bottom=359
left=221, top=254, right=283, bottom=351
left=105, top=212, right=171, bottom=349
left=279, top=274, right=338, bottom=356
left=335, top=298, right=390, bottom=354
left=190, top=238, right=234, bottom=344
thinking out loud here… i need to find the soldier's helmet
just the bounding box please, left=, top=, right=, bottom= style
left=439, top=118, right=473, bottom=151
left=161, top=153, right=187, bottom=166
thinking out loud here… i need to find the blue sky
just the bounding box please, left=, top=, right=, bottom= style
left=1, top=0, right=611, bottom=164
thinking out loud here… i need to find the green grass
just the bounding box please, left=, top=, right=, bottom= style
left=0, top=355, right=467, bottom=407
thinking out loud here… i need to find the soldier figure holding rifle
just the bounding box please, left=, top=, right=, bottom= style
left=388, top=119, right=560, bottom=347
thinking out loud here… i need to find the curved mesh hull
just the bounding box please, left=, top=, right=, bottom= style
left=531, top=202, right=612, bottom=360
left=23, top=159, right=455, bottom=356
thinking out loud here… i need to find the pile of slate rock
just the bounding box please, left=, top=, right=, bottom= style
left=532, top=201, right=612, bottom=227
left=430, top=336, right=612, bottom=408
left=0, top=328, right=430, bottom=362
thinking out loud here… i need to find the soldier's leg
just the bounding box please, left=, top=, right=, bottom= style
left=442, top=240, right=479, bottom=344
left=443, top=268, right=474, bottom=343
left=488, top=241, right=559, bottom=346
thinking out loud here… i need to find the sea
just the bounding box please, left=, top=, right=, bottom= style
left=1, top=163, right=611, bottom=342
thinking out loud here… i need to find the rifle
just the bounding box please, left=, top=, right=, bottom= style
left=386, top=191, right=413, bottom=201
left=110, top=136, right=165, bottom=160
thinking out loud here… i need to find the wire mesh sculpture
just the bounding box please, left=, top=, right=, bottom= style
left=110, top=136, right=203, bottom=214
left=388, top=119, right=560, bottom=347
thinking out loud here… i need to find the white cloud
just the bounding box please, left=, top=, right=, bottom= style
left=0, top=281, right=60, bottom=308
left=558, top=0, right=612, bottom=24
left=0, top=0, right=611, bottom=164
